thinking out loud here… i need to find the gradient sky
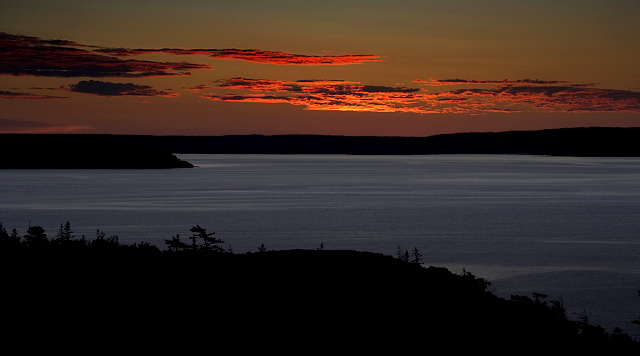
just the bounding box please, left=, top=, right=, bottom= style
left=1, top=0, right=639, bottom=136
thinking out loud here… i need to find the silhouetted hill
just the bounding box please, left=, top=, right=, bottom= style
left=3, top=226, right=639, bottom=353
left=2, top=127, right=639, bottom=162
left=156, top=126, right=636, bottom=156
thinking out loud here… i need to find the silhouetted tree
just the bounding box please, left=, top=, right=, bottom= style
left=164, top=234, right=189, bottom=252
left=129, top=241, right=161, bottom=254
left=189, top=225, right=225, bottom=252
left=0, top=223, right=20, bottom=248
left=10, top=229, right=19, bottom=244
left=461, top=268, right=491, bottom=293
left=576, top=309, right=590, bottom=328
left=533, top=292, right=549, bottom=304
left=411, top=247, right=422, bottom=264
left=632, top=290, right=640, bottom=331
left=56, top=221, right=75, bottom=243
left=89, top=229, right=119, bottom=249
left=396, top=246, right=410, bottom=262
left=258, top=243, right=267, bottom=253
left=23, top=226, right=47, bottom=247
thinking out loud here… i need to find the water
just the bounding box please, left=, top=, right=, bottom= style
left=1, top=154, right=639, bottom=333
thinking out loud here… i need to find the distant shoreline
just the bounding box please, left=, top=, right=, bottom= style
left=1, top=127, right=639, bottom=168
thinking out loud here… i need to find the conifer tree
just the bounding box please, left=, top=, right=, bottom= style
left=56, top=221, right=75, bottom=243
left=189, top=225, right=225, bottom=252
left=411, top=247, right=422, bottom=264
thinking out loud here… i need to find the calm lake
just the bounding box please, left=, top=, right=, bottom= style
left=2, top=154, right=639, bottom=332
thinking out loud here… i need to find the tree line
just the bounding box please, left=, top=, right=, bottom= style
left=2, top=221, right=429, bottom=263
left=0, top=221, right=331, bottom=257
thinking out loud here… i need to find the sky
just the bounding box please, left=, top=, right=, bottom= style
left=1, top=0, right=639, bottom=136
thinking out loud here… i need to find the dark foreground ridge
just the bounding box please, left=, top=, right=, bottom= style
left=1, top=127, right=640, bottom=167
left=2, top=223, right=639, bottom=352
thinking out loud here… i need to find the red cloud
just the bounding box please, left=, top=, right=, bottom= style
left=1, top=32, right=380, bottom=79
left=204, top=77, right=640, bottom=114
left=0, top=32, right=210, bottom=78
left=97, top=48, right=382, bottom=66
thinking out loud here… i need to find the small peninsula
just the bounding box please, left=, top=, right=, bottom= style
left=0, top=135, right=193, bottom=168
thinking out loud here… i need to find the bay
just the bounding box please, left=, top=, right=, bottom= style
left=1, top=154, right=639, bottom=333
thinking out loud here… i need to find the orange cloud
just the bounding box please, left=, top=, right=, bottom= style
left=204, top=79, right=432, bottom=113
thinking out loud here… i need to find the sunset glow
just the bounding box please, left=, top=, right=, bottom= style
left=1, top=1, right=638, bottom=135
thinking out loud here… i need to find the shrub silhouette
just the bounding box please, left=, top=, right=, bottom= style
left=164, top=234, right=189, bottom=252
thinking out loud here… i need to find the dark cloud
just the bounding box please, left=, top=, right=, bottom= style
left=66, top=80, right=178, bottom=97
left=0, top=32, right=210, bottom=78
left=216, top=78, right=306, bottom=92
left=0, top=90, right=68, bottom=100
left=183, top=84, right=210, bottom=92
